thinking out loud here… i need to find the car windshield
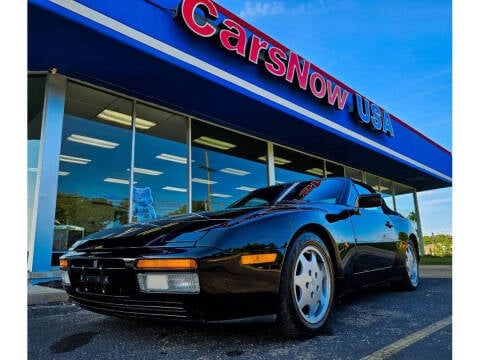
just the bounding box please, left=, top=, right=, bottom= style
left=228, top=178, right=345, bottom=208
left=227, top=183, right=292, bottom=208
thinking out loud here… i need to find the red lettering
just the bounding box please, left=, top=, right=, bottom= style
left=248, top=35, right=269, bottom=64
left=265, top=47, right=287, bottom=76
left=285, top=52, right=311, bottom=90
left=179, top=0, right=218, bottom=38
left=219, top=19, right=247, bottom=57
left=326, top=80, right=349, bottom=110
left=309, top=72, right=326, bottom=99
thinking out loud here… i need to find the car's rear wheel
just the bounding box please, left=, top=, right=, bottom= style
left=393, top=239, right=419, bottom=291
left=277, top=232, right=335, bottom=338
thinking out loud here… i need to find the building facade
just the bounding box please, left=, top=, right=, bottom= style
left=28, top=0, right=452, bottom=279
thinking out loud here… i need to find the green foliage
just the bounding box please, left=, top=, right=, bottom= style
left=165, top=201, right=206, bottom=217
left=55, top=192, right=129, bottom=236
left=420, top=255, right=452, bottom=265
left=423, top=233, right=452, bottom=257
left=408, top=211, right=417, bottom=222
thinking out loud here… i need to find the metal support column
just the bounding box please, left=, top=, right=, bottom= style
left=267, top=142, right=275, bottom=186
left=28, top=73, right=67, bottom=273
left=413, top=189, right=425, bottom=255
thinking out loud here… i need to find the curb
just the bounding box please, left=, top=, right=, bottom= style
left=28, top=285, right=69, bottom=305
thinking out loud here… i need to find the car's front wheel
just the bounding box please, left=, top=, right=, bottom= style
left=393, top=239, right=419, bottom=291
left=277, top=232, right=335, bottom=338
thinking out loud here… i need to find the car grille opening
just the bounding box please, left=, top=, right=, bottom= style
left=66, top=257, right=194, bottom=319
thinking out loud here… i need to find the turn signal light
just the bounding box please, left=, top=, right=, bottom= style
left=136, top=258, right=198, bottom=270
left=59, top=259, right=68, bottom=269
left=240, top=253, right=277, bottom=265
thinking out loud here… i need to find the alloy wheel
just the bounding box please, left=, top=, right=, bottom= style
left=293, top=245, right=332, bottom=324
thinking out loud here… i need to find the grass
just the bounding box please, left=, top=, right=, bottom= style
left=420, top=255, right=452, bottom=265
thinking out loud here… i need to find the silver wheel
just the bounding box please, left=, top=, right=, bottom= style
left=293, top=245, right=332, bottom=324
left=405, top=243, right=419, bottom=287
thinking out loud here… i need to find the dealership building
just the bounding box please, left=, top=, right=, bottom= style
left=28, top=0, right=452, bottom=280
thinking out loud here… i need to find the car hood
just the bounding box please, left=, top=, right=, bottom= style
left=71, top=207, right=269, bottom=250
left=70, top=202, right=337, bottom=251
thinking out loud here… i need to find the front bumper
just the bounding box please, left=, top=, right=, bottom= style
left=61, top=247, right=283, bottom=321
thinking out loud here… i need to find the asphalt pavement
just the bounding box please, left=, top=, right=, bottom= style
left=27, top=266, right=452, bottom=360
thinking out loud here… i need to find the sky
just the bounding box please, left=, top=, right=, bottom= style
left=215, top=0, right=452, bottom=235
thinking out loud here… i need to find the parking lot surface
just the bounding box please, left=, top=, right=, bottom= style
left=28, top=272, right=451, bottom=360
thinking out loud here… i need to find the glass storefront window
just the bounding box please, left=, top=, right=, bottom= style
left=53, top=82, right=133, bottom=264
left=192, top=121, right=267, bottom=211
left=365, top=173, right=379, bottom=189
left=133, top=103, right=187, bottom=219
left=345, top=167, right=363, bottom=182
left=365, top=174, right=394, bottom=208
left=28, top=75, right=46, bottom=257
left=325, top=161, right=344, bottom=177
left=379, top=177, right=394, bottom=209
left=395, top=182, right=417, bottom=222
left=273, top=146, right=321, bottom=183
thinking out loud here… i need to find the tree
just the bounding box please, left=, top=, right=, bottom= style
left=408, top=211, right=417, bottom=222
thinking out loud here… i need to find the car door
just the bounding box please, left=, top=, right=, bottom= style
left=349, top=183, right=397, bottom=277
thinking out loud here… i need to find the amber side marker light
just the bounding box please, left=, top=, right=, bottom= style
left=136, top=258, right=198, bottom=270
left=59, top=259, right=68, bottom=269
left=240, top=253, right=277, bottom=265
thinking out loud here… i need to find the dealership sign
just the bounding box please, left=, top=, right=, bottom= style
left=176, top=0, right=394, bottom=137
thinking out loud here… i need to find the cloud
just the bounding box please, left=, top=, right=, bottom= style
left=239, top=1, right=286, bottom=18
left=238, top=0, right=350, bottom=19
left=382, top=84, right=451, bottom=107
left=417, top=189, right=452, bottom=208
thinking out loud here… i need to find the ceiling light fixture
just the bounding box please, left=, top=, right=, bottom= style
left=104, top=177, right=135, bottom=185
left=58, top=171, right=70, bottom=176
left=156, top=153, right=188, bottom=164
left=59, top=155, right=91, bottom=165
left=211, top=193, right=232, bottom=198
left=67, top=134, right=119, bottom=149
left=162, top=186, right=187, bottom=192
left=192, top=178, right=218, bottom=185
left=258, top=155, right=291, bottom=165
left=306, top=168, right=324, bottom=176
left=97, top=109, right=156, bottom=130
left=220, top=167, right=250, bottom=176
left=129, top=167, right=163, bottom=176
left=193, top=136, right=236, bottom=150
left=236, top=186, right=256, bottom=192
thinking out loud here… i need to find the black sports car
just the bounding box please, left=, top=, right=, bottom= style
left=60, top=177, right=419, bottom=338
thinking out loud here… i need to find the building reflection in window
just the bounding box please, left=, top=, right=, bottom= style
left=192, top=121, right=268, bottom=211
left=134, top=103, right=187, bottom=219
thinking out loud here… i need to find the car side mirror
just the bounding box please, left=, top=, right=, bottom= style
left=356, top=193, right=382, bottom=209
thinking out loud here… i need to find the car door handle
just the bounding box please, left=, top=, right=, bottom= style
left=385, top=221, right=393, bottom=229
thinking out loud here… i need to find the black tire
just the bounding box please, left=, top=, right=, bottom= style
left=392, top=239, right=419, bottom=291
left=277, top=232, right=335, bottom=339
